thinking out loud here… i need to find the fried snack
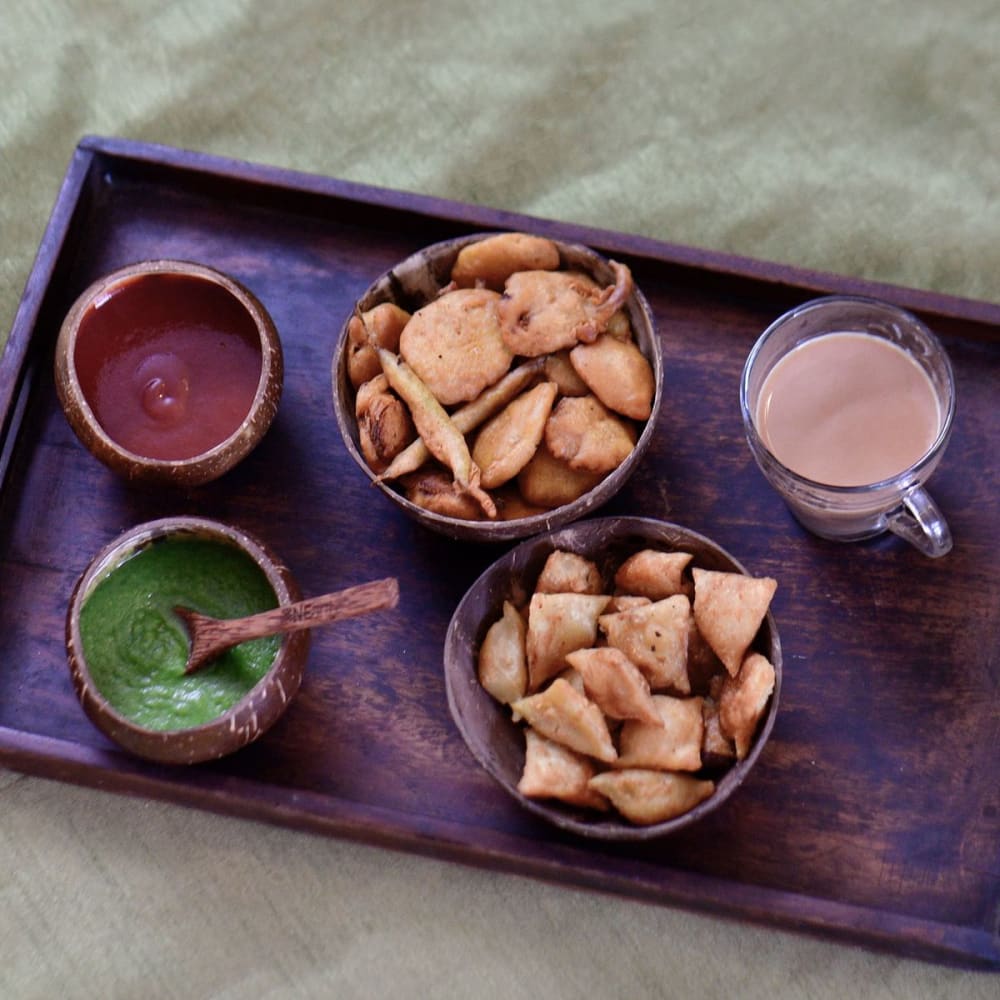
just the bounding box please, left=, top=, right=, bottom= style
left=492, top=486, right=551, bottom=521
left=692, top=568, right=777, bottom=676
left=399, top=288, right=513, bottom=406
left=587, top=770, right=715, bottom=826
left=599, top=595, right=692, bottom=694
left=543, top=395, right=637, bottom=474
left=347, top=302, right=411, bottom=388
left=516, top=445, right=603, bottom=509
left=542, top=350, right=590, bottom=397
left=719, top=652, right=776, bottom=760
left=615, top=695, right=704, bottom=772
left=401, top=469, right=487, bottom=520
left=535, top=550, right=603, bottom=595
left=607, top=594, right=652, bottom=613
left=347, top=240, right=659, bottom=525
left=614, top=549, right=693, bottom=601
left=517, top=729, right=609, bottom=810
left=605, top=310, right=633, bottom=341
left=377, top=358, right=544, bottom=483
left=472, top=381, right=558, bottom=489
left=557, top=666, right=587, bottom=697
left=701, top=697, right=736, bottom=765
left=569, top=333, right=655, bottom=420
left=452, top=233, right=560, bottom=291
left=526, top=592, right=611, bottom=690
left=511, top=678, right=617, bottom=763
left=498, top=261, right=634, bottom=357
left=378, top=348, right=496, bottom=517
left=355, top=374, right=416, bottom=472
left=564, top=647, right=661, bottom=725
left=477, top=600, right=528, bottom=705
left=474, top=544, right=778, bottom=827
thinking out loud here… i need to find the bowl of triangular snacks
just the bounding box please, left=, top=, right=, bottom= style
left=444, top=516, right=781, bottom=839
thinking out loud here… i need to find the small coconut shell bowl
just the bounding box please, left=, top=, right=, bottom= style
left=65, top=516, right=309, bottom=765
left=54, top=260, right=283, bottom=487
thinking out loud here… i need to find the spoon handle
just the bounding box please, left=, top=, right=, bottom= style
left=177, top=577, right=399, bottom=674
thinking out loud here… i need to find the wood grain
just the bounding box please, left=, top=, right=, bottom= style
left=0, top=136, right=997, bottom=969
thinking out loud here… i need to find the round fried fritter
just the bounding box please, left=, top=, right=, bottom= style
left=498, top=270, right=604, bottom=357
left=399, top=288, right=513, bottom=406
left=498, top=261, right=634, bottom=358
left=451, top=233, right=560, bottom=291
left=544, top=394, right=637, bottom=474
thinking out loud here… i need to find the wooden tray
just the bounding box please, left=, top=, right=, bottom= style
left=1, top=135, right=997, bottom=970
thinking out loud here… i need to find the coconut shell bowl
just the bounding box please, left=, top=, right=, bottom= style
left=443, top=516, right=782, bottom=840
left=54, top=259, right=283, bottom=487
left=332, top=232, right=664, bottom=542
left=65, top=516, right=310, bottom=765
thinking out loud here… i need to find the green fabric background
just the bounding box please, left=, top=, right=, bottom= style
left=1, top=2, right=997, bottom=997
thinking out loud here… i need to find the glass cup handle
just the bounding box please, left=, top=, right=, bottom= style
left=885, top=486, right=953, bottom=558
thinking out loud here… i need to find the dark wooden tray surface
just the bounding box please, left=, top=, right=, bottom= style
left=1, top=136, right=997, bottom=970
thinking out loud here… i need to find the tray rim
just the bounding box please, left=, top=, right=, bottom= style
left=1, top=135, right=998, bottom=972
left=2, top=724, right=997, bottom=971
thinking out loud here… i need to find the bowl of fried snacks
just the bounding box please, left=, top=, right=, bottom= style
left=443, top=516, right=782, bottom=840
left=332, top=232, right=663, bottom=541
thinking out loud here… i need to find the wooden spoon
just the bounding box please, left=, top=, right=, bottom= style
left=175, top=576, right=399, bottom=675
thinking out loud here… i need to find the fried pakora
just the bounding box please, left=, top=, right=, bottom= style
left=569, top=333, right=655, bottom=420
left=471, top=381, right=558, bottom=489
left=355, top=373, right=416, bottom=473
left=543, top=394, right=637, bottom=474
left=347, top=302, right=411, bottom=388
left=399, top=288, right=513, bottom=406
left=498, top=261, right=634, bottom=357
left=452, top=232, right=560, bottom=291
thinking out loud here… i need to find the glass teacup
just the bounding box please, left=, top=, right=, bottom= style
left=740, top=295, right=955, bottom=558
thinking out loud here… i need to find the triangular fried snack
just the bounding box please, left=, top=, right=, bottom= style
left=613, top=548, right=693, bottom=600
left=719, top=652, right=776, bottom=760
left=599, top=595, right=691, bottom=694
left=564, top=646, right=661, bottom=725
left=701, top=696, right=736, bottom=766
left=535, top=549, right=604, bottom=595
left=511, top=677, right=617, bottom=763
left=615, top=695, right=704, bottom=772
left=477, top=600, right=528, bottom=705
left=526, top=592, right=611, bottom=691
left=517, top=729, right=610, bottom=810
left=692, top=568, right=777, bottom=676
left=588, top=769, right=715, bottom=825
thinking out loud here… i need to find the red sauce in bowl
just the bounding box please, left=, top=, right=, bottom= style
left=72, top=273, right=264, bottom=461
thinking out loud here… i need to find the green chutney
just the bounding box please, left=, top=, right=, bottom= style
left=79, top=537, right=281, bottom=731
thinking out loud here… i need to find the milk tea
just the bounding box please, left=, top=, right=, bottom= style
left=755, top=331, right=941, bottom=487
